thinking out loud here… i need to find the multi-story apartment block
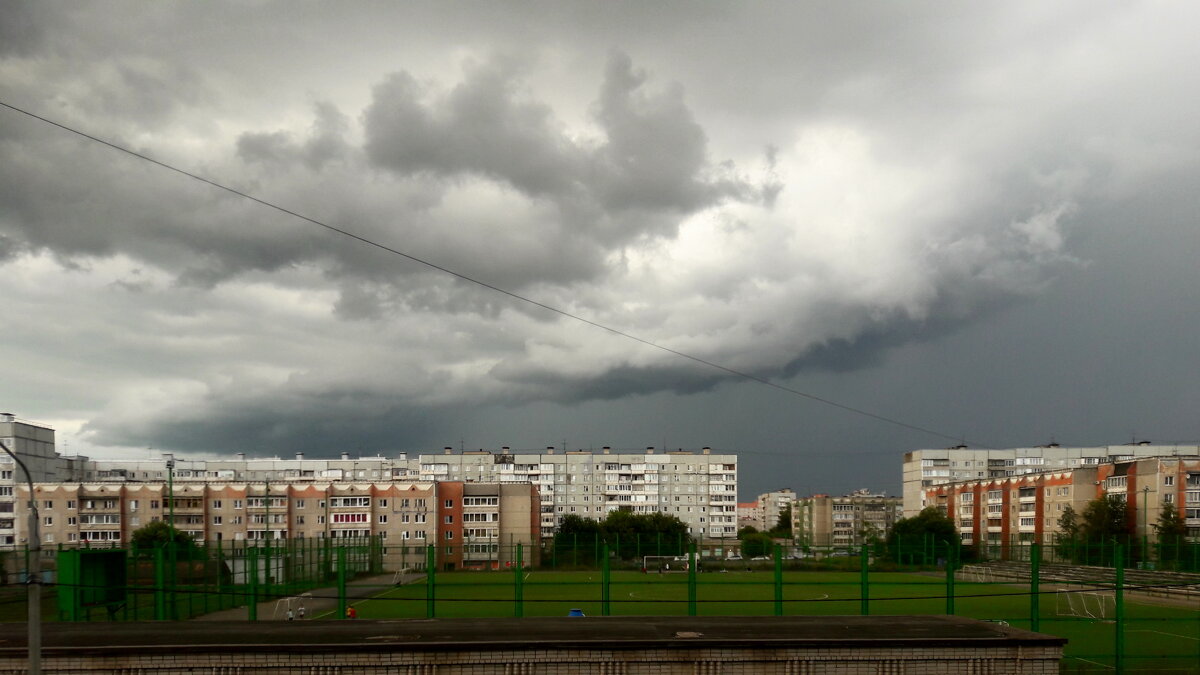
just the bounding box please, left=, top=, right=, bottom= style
left=0, top=414, right=78, bottom=546
left=396, top=446, right=737, bottom=542
left=16, top=480, right=540, bottom=571
left=737, top=489, right=795, bottom=532
left=903, top=443, right=1200, bottom=516
left=923, top=456, right=1200, bottom=554
left=1, top=413, right=735, bottom=544
left=793, top=490, right=902, bottom=548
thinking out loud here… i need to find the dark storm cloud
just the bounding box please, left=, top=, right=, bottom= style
left=1, top=1, right=1197, bottom=485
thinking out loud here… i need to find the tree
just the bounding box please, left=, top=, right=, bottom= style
left=551, top=512, right=692, bottom=563
left=1156, top=502, right=1188, bottom=568
left=740, top=532, right=774, bottom=558
left=885, top=507, right=957, bottom=563
left=1079, top=495, right=1130, bottom=540
left=737, top=525, right=758, bottom=539
left=1057, top=505, right=1079, bottom=539
left=1067, top=495, right=1132, bottom=565
left=130, top=520, right=195, bottom=551
left=769, top=506, right=793, bottom=538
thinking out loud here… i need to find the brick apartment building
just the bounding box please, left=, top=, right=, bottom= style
left=923, top=455, right=1200, bottom=554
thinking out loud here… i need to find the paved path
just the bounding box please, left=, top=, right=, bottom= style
left=194, top=572, right=425, bottom=621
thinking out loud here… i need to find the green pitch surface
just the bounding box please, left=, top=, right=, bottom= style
left=349, top=570, right=1199, bottom=672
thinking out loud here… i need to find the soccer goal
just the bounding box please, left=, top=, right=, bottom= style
left=271, top=592, right=313, bottom=619
left=957, top=565, right=994, bottom=583
left=643, top=555, right=688, bottom=572
left=1055, top=588, right=1114, bottom=621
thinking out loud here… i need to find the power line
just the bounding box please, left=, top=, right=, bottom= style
left=0, top=99, right=969, bottom=446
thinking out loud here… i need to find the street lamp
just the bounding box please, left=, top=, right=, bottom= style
left=164, top=453, right=176, bottom=619
left=1141, top=485, right=1150, bottom=567
left=0, top=439, right=40, bottom=675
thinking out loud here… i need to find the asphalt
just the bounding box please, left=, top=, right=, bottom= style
left=0, top=615, right=1065, bottom=653
left=194, top=572, right=410, bottom=621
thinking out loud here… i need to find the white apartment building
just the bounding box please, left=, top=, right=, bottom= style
left=408, top=447, right=738, bottom=542
left=902, top=443, right=1200, bottom=516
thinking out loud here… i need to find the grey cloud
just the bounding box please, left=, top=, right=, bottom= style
left=363, top=53, right=763, bottom=233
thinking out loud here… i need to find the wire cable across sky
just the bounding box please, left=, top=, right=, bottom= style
left=1, top=99, right=974, bottom=447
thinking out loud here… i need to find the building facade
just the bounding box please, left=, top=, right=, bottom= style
left=15, top=480, right=541, bottom=571
left=2, top=415, right=736, bottom=546
left=793, top=490, right=902, bottom=548
left=922, top=456, right=1200, bottom=553
left=902, top=443, right=1200, bottom=516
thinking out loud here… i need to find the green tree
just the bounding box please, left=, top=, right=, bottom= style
left=1156, top=502, right=1188, bottom=568
left=769, top=506, right=793, bottom=537
left=1071, top=495, right=1132, bottom=565
left=552, top=514, right=603, bottom=566
left=740, top=532, right=774, bottom=558
left=885, top=507, right=957, bottom=563
left=130, top=520, right=195, bottom=550
left=1055, top=505, right=1080, bottom=560
left=737, top=525, right=758, bottom=539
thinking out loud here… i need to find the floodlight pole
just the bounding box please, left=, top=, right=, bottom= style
left=1, top=440, right=40, bottom=675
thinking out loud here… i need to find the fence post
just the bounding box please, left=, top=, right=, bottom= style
left=336, top=546, right=347, bottom=620
left=773, top=544, right=783, bottom=616
left=247, top=547, right=258, bottom=621
left=513, top=543, right=524, bottom=618
left=601, top=543, right=611, bottom=616
left=1115, top=543, right=1124, bottom=673
left=1030, top=543, right=1040, bottom=632
left=859, top=544, right=869, bottom=616
left=945, top=543, right=955, bottom=615
left=687, top=542, right=697, bottom=617
left=425, top=545, right=436, bottom=618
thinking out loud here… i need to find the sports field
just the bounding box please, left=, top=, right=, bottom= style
left=335, top=570, right=1199, bottom=672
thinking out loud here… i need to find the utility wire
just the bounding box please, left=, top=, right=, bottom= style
left=0, top=99, right=969, bottom=446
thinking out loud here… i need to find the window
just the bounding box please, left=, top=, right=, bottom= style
left=296, top=515, right=305, bottom=524
left=415, top=514, right=426, bottom=523
left=444, top=499, right=453, bottom=508
left=330, top=497, right=370, bottom=508
left=43, top=501, right=53, bottom=509
left=295, top=500, right=305, bottom=508
left=415, top=499, right=426, bottom=508
left=43, top=516, right=52, bottom=526
left=67, top=500, right=76, bottom=510
left=212, top=516, right=223, bottom=525
left=959, top=493, right=974, bottom=503
left=415, top=530, right=426, bottom=539
left=1163, top=494, right=1174, bottom=504
left=317, top=515, right=326, bottom=524
left=0, top=487, right=10, bottom=497
left=444, top=531, right=454, bottom=540
left=444, top=515, right=453, bottom=524
left=378, top=499, right=388, bottom=507
left=211, top=500, right=222, bottom=509
left=1164, top=475, right=1174, bottom=486
left=234, top=499, right=243, bottom=509
left=67, top=516, right=77, bottom=526
left=332, top=513, right=369, bottom=523
left=151, top=500, right=160, bottom=509
left=378, top=514, right=388, bottom=524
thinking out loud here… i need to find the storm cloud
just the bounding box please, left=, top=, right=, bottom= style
left=1, top=2, right=1197, bottom=496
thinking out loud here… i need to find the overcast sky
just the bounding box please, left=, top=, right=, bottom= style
left=2, top=2, right=1198, bottom=499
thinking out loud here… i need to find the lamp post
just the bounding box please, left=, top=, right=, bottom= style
left=164, top=453, right=176, bottom=619
left=1141, top=485, right=1150, bottom=567
left=1, top=440, right=40, bottom=675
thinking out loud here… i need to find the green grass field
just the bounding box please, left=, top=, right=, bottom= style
left=342, top=570, right=1199, bottom=672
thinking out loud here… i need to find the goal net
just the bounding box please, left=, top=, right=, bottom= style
left=643, top=555, right=688, bottom=572
left=957, top=565, right=994, bottom=583
left=271, top=592, right=313, bottom=619
left=1055, top=588, right=1114, bottom=621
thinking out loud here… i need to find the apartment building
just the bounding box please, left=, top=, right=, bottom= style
left=1, top=413, right=736, bottom=543
left=902, top=443, right=1200, bottom=516
left=737, top=489, right=795, bottom=531
left=401, top=447, right=738, bottom=542
left=15, top=480, right=541, bottom=571
left=923, top=456, right=1200, bottom=552
left=793, top=490, right=902, bottom=548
